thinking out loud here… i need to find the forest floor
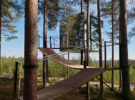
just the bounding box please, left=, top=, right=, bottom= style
left=0, top=79, right=14, bottom=100
left=0, top=78, right=135, bottom=100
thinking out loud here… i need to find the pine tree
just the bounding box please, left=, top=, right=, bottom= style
left=0, top=0, right=22, bottom=73
left=24, top=0, right=38, bottom=99
left=101, top=0, right=135, bottom=40
left=120, top=0, right=130, bottom=99
left=39, top=0, right=60, bottom=30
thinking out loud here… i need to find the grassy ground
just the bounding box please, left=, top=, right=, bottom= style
left=1, top=57, right=135, bottom=84
left=56, top=87, right=122, bottom=100
left=0, top=79, right=15, bottom=100
left=0, top=57, right=135, bottom=100
left=0, top=78, right=134, bottom=100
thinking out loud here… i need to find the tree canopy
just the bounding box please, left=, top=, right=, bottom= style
left=38, top=0, right=60, bottom=30
left=101, top=0, right=135, bottom=40
left=1, top=0, right=22, bottom=40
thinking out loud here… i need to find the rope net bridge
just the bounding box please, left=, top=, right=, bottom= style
left=37, top=47, right=105, bottom=100
left=40, top=48, right=85, bottom=69
left=37, top=68, right=105, bottom=100
left=35, top=35, right=119, bottom=100
left=18, top=36, right=120, bottom=100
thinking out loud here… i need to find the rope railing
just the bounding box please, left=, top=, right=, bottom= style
left=39, top=35, right=119, bottom=47
left=42, top=46, right=84, bottom=61
left=38, top=34, right=119, bottom=61
left=41, top=40, right=119, bottom=61
left=38, top=34, right=85, bottom=48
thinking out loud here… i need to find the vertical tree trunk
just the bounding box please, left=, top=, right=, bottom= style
left=111, top=0, right=114, bottom=90
left=86, top=0, right=90, bottom=100
left=80, top=0, right=83, bottom=65
left=66, top=31, right=70, bottom=78
left=119, top=0, right=130, bottom=100
left=67, top=52, right=70, bottom=78
left=86, top=0, right=90, bottom=66
left=97, top=0, right=103, bottom=96
left=24, top=0, right=38, bottom=100
left=90, top=18, right=92, bottom=50
left=119, top=3, right=122, bottom=89
left=81, top=0, right=83, bottom=13
left=0, top=0, right=2, bottom=73
left=43, top=0, right=48, bottom=88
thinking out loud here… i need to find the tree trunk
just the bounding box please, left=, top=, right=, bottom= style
left=97, top=0, right=103, bottom=96
left=119, top=2, right=122, bottom=90
left=0, top=0, right=2, bottom=73
left=86, top=0, right=90, bottom=100
left=111, top=0, right=114, bottom=90
left=86, top=0, right=90, bottom=66
left=67, top=52, right=70, bottom=78
left=24, top=0, right=38, bottom=100
left=119, top=0, right=130, bottom=100
left=66, top=30, right=70, bottom=78
left=81, top=0, right=83, bottom=13
left=80, top=0, right=83, bottom=65
left=43, top=0, right=48, bottom=88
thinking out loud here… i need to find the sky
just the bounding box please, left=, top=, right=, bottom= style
left=1, top=2, right=135, bottom=61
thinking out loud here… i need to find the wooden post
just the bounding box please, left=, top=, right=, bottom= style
left=83, top=44, right=90, bottom=100
left=104, top=41, right=107, bottom=69
left=18, top=63, right=22, bottom=99
left=43, top=0, right=48, bottom=88
left=66, top=28, right=70, bottom=78
left=13, top=62, right=18, bottom=100
left=50, top=36, right=51, bottom=48
left=80, top=0, right=83, bottom=65
left=43, top=59, right=46, bottom=88
left=81, top=50, right=84, bottom=65
left=119, top=0, right=130, bottom=100
left=119, top=69, right=122, bottom=89
left=111, top=0, right=114, bottom=90
left=90, top=17, right=92, bottom=50
left=67, top=52, right=70, bottom=78
left=46, top=60, right=49, bottom=82
left=86, top=0, right=90, bottom=100
left=54, top=38, right=55, bottom=48
left=97, top=0, right=103, bottom=96
left=24, top=0, right=38, bottom=99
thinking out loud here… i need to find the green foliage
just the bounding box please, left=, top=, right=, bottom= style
left=60, top=12, right=103, bottom=49
left=101, top=0, right=120, bottom=38
left=39, top=0, right=82, bottom=30
left=1, top=57, right=135, bottom=85
left=101, top=0, right=135, bottom=40
left=38, top=59, right=79, bottom=78
left=1, top=57, right=24, bottom=74
left=90, top=15, right=103, bottom=45
left=1, top=57, right=79, bottom=78
left=38, top=0, right=60, bottom=30
left=1, top=0, right=22, bottom=40
left=65, top=13, right=84, bottom=46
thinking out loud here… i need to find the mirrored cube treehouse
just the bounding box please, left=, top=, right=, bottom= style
left=60, top=13, right=103, bottom=52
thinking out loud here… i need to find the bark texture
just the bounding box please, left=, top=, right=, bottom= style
left=120, top=0, right=130, bottom=100
left=97, top=0, right=103, bottom=96
left=24, top=0, right=38, bottom=100
left=43, top=0, right=48, bottom=88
